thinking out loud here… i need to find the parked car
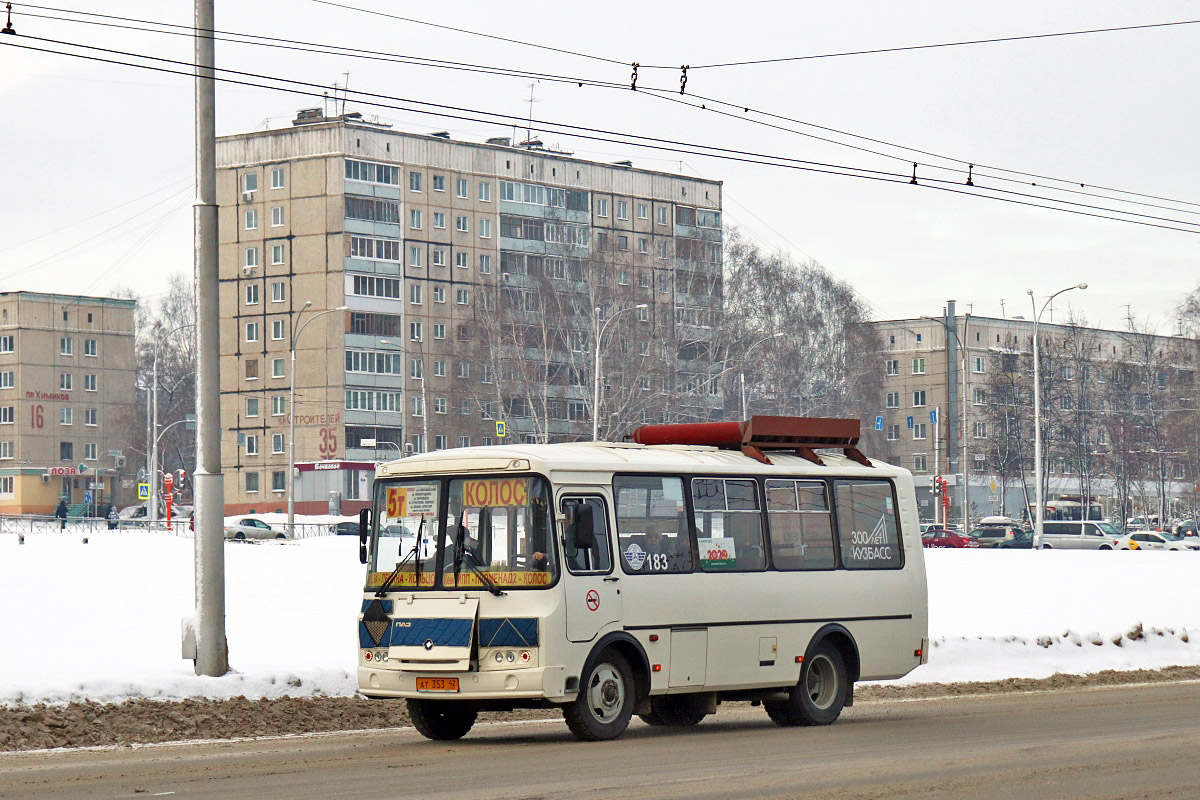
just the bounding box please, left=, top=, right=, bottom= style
left=1171, top=519, right=1198, bottom=537
left=997, top=531, right=1035, bottom=549
left=1124, top=515, right=1163, bottom=533
left=921, top=528, right=978, bottom=548
left=1037, top=520, right=1122, bottom=550
left=1115, top=531, right=1200, bottom=551
left=224, top=517, right=287, bottom=540
left=969, top=525, right=1024, bottom=548
left=330, top=520, right=360, bottom=536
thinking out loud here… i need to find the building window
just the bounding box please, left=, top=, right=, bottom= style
left=433, top=323, right=446, bottom=340
left=0, top=336, right=12, bottom=354
left=434, top=397, right=447, bottom=414
left=245, top=359, right=258, bottom=380
left=479, top=218, right=492, bottom=238
left=432, top=286, right=446, bottom=303
left=458, top=435, right=470, bottom=447
left=271, top=319, right=284, bottom=340
left=84, top=408, right=97, bottom=426
left=412, top=395, right=425, bottom=417
left=409, top=171, right=422, bottom=192
left=432, top=175, right=446, bottom=192
left=455, top=215, right=468, bottom=232
left=455, top=178, right=468, bottom=198
left=82, top=374, right=96, bottom=392
left=973, top=388, right=986, bottom=405
left=59, top=373, right=72, bottom=391
left=638, top=238, right=648, bottom=253
left=244, top=247, right=258, bottom=268
left=886, top=391, right=899, bottom=408
left=457, top=361, right=470, bottom=379
left=245, top=284, right=259, bottom=306
left=410, top=284, right=423, bottom=305
left=433, top=212, right=446, bottom=229
left=60, top=407, right=73, bottom=425
left=409, top=246, right=423, bottom=267
left=273, top=433, right=284, bottom=454
left=245, top=322, right=259, bottom=343
left=0, top=371, right=11, bottom=389
left=973, top=422, right=987, bottom=438
left=618, top=235, right=629, bottom=251
left=638, top=306, right=650, bottom=322
left=272, top=470, right=286, bottom=491
left=83, top=339, right=97, bottom=357
left=246, top=397, right=259, bottom=417
left=912, top=358, right=926, bottom=375
left=657, top=206, right=668, bottom=224
left=245, top=472, right=259, bottom=493
left=972, top=356, right=986, bottom=373
left=432, top=249, right=446, bottom=267
left=272, top=358, right=285, bottom=379
left=60, top=441, right=73, bottom=461
left=245, top=434, right=258, bottom=455
left=456, top=288, right=469, bottom=305
left=617, top=200, right=628, bottom=220
left=637, top=203, right=648, bottom=219
left=912, top=390, right=926, bottom=407
left=60, top=337, right=73, bottom=356
left=913, top=423, right=927, bottom=440
left=479, top=254, right=492, bottom=273
left=886, top=424, right=899, bottom=441
left=0, top=441, right=12, bottom=459
left=913, top=454, right=928, bottom=472
left=84, top=442, right=97, bottom=461
left=410, top=321, right=423, bottom=341
left=271, top=206, right=284, bottom=227
left=272, top=395, right=286, bottom=415
left=244, top=172, right=258, bottom=192
left=271, top=282, right=286, bottom=303
left=272, top=244, right=285, bottom=265
left=410, top=209, right=422, bottom=230
left=268, top=167, right=283, bottom=189
left=0, top=407, right=12, bottom=424
left=885, top=360, right=899, bottom=377
left=479, top=182, right=491, bottom=202
left=244, top=208, right=258, bottom=230
left=410, top=358, right=423, bottom=379
left=596, top=197, right=609, bottom=217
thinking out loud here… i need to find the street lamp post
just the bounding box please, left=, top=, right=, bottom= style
left=592, top=304, right=647, bottom=442
left=148, top=323, right=194, bottom=523
left=378, top=338, right=428, bottom=453
left=740, top=332, right=784, bottom=420
left=1028, top=283, right=1087, bottom=548
left=288, top=303, right=347, bottom=531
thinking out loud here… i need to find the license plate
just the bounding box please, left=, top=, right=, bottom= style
left=416, top=677, right=459, bottom=693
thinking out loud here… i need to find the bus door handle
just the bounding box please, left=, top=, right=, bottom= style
left=603, top=576, right=620, bottom=583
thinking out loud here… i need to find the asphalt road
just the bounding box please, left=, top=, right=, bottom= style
left=2, top=682, right=1198, bottom=800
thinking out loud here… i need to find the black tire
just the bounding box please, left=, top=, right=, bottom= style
left=564, top=650, right=635, bottom=741
left=1040, top=544, right=1051, bottom=550
left=765, top=642, right=848, bottom=727
left=407, top=698, right=478, bottom=741
left=234, top=532, right=246, bottom=540
left=275, top=533, right=286, bottom=539
left=639, top=696, right=707, bottom=727
left=1099, top=545, right=1111, bottom=550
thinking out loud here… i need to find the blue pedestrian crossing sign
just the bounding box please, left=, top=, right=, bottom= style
left=496, top=420, right=506, bottom=438
left=138, top=483, right=150, bottom=500
left=83, top=490, right=92, bottom=504
left=906, top=416, right=914, bottom=429
left=874, top=416, right=883, bottom=431
left=930, top=409, right=939, bottom=424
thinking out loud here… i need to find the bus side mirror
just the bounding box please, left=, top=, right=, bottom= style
left=358, top=508, right=371, bottom=564
left=561, top=502, right=596, bottom=558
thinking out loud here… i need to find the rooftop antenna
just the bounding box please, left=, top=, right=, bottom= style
left=341, top=71, right=351, bottom=116
left=1000, top=298, right=1006, bottom=319
left=1122, top=304, right=1134, bottom=330
left=524, top=80, right=540, bottom=144
left=323, top=89, right=329, bottom=117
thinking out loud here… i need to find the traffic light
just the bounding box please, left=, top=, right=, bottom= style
left=932, top=476, right=943, bottom=495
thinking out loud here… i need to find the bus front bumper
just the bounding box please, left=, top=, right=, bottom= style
left=358, top=664, right=567, bottom=701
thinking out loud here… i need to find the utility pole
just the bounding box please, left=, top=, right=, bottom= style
left=944, top=301, right=960, bottom=521
left=191, top=0, right=227, bottom=676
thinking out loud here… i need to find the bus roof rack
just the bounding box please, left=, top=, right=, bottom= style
left=630, top=416, right=871, bottom=467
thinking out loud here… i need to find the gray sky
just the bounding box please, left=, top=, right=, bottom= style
left=1, top=1, right=1196, bottom=331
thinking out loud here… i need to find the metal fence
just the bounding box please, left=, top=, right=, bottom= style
left=0, top=516, right=336, bottom=540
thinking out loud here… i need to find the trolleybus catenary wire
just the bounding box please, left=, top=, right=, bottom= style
left=2, top=36, right=1198, bottom=235
left=15, top=4, right=1200, bottom=216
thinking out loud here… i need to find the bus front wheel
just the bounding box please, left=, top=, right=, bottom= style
left=407, top=698, right=478, bottom=740
left=564, top=650, right=635, bottom=741
left=765, top=641, right=847, bottom=727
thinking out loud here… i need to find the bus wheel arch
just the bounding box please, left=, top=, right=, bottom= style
left=563, top=634, right=645, bottom=741
left=587, top=632, right=651, bottom=707
left=809, top=623, right=860, bottom=685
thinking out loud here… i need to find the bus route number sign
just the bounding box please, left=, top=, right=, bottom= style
left=386, top=485, right=438, bottom=519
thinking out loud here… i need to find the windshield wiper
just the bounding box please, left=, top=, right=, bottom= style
left=454, top=519, right=505, bottom=596
left=375, top=518, right=424, bottom=597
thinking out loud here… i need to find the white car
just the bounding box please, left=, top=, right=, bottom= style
left=1116, top=531, right=1200, bottom=551
left=223, top=517, right=288, bottom=540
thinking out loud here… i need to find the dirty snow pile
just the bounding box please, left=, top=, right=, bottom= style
left=0, top=527, right=1197, bottom=705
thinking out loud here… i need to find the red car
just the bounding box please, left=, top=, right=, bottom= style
left=921, top=527, right=978, bottom=548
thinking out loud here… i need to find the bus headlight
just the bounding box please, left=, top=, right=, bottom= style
left=506, top=651, right=516, bottom=663
left=494, top=651, right=504, bottom=663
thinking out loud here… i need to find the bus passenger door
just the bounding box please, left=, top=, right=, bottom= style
left=561, top=496, right=621, bottom=643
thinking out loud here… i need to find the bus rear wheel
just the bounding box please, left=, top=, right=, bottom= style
left=765, top=642, right=847, bottom=727
left=638, top=696, right=707, bottom=727
left=564, top=650, right=634, bottom=741
left=407, top=698, right=478, bottom=740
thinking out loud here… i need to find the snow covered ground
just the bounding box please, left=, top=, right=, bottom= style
left=0, top=527, right=1197, bottom=705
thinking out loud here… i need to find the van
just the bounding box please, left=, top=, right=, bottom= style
left=1038, top=520, right=1122, bottom=550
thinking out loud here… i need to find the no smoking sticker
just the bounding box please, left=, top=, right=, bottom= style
left=585, top=589, right=600, bottom=611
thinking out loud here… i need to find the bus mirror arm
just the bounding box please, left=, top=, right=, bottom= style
left=358, top=508, right=371, bottom=564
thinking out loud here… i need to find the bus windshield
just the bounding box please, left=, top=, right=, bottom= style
left=442, top=476, right=556, bottom=589
left=369, top=480, right=440, bottom=589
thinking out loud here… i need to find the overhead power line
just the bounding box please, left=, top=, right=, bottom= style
left=2, top=35, right=1199, bottom=236
left=17, top=5, right=1200, bottom=216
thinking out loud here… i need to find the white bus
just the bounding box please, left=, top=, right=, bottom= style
left=356, top=417, right=929, bottom=741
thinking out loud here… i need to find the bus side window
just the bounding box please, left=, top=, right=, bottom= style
left=766, top=479, right=836, bottom=570
left=614, top=475, right=693, bottom=574
left=692, top=477, right=766, bottom=571
left=561, top=498, right=612, bottom=574
left=833, top=480, right=903, bottom=570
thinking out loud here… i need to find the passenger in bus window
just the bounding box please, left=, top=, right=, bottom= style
left=642, top=529, right=692, bottom=572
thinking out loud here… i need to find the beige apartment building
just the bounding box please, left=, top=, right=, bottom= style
left=0, top=292, right=137, bottom=514
left=217, top=111, right=723, bottom=515
left=873, top=304, right=1198, bottom=525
